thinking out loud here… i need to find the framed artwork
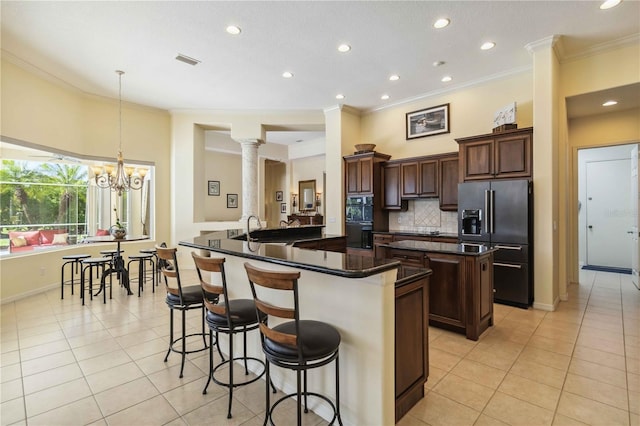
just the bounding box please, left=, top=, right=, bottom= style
left=227, top=193, right=238, bottom=208
left=275, top=191, right=283, bottom=201
left=227, top=229, right=240, bottom=238
left=280, top=203, right=286, bottom=214
left=208, top=180, right=220, bottom=196
left=406, top=103, right=450, bottom=140
left=208, top=239, right=221, bottom=248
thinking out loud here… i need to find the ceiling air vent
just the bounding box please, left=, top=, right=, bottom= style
left=175, top=54, right=200, bottom=66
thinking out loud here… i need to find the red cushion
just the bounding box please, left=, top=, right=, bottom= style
left=8, top=231, right=41, bottom=246
left=96, top=229, right=110, bottom=236
left=40, top=229, right=66, bottom=244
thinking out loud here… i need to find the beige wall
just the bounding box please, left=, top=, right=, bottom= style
left=290, top=154, right=325, bottom=214
left=0, top=59, right=171, bottom=301
left=203, top=151, right=243, bottom=221
left=361, top=71, right=534, bottom=160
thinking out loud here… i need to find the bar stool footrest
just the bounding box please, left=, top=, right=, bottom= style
left=211, top=357, right=266, bottom=389
left=168, top=333, right=209, bottom=356
left=268, top=392, right=340, bottom=426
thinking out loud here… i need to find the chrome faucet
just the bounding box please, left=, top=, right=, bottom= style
left=246, top=215, right=263, bottom=240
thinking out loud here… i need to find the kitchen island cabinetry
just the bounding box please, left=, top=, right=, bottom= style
left=382, top=240, right=495, bottom=340
left=373, top=232, right=458, bottom=259
left=457, top=127, right=532, bottom=181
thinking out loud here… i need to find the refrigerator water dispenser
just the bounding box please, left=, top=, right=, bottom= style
left=461, top=209, right=482, bottom=235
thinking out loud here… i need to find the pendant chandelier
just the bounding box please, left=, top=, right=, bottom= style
left=91, top=70, right=147, bottom=196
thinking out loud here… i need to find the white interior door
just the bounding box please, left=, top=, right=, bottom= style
left=631, top=145, right=639, bottom=288
left=586, top=159, right=632, bottom=269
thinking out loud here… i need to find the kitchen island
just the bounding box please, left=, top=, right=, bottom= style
left=180, top=228, right=429, bottom=425
left=382, top=240, right=496, bottom=340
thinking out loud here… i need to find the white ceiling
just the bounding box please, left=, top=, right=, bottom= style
left=2, top=1, right=639, bottom=144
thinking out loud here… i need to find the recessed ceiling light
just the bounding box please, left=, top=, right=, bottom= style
left=602, top=100, right=618, bottom=106
left=600, top=0, right=622, bottom=9
left=441, top=76, right=452, bottom=82
left=433, top=61, right=446, bottom=67
left=481, top=42, right=496, bottom=50
left=338, top=44, right=351, bottom=53
left=336, top=94, right=345, bottom=100
left=381, top=94, right=390, bottom=100
left=389, top=74, right=400, bottom=81
left=433, top=18, right=450, bottom=29
left=282, top=71, right=293, bottom=78
left=226, top=25, right=241, bottom=35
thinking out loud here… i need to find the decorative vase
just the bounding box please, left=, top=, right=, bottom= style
left=109, top=225, right=127, bottom=239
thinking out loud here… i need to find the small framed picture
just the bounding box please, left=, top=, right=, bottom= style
left=227, top=193, right=238, bottom=208
left=280, top=203, right=286, bottom=214
left=227, top=229, right=240, bottom=238
left=208, top=180, right=220, bottom=196
left=208, top=239, right=221, bottom=248
left=406, top=103, right=450, bottom=140
left=275, top=191, right=283, bottom=201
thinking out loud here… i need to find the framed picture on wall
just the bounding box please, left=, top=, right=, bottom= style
left=280, top=203, right=286, bottom=214
left=275, top=191, right=283, bottom=201
left=208, top=180, right=220, bottom=196
left=227, top=193, right=238, bottom=208
left=406, top=103, right=450, bottom=139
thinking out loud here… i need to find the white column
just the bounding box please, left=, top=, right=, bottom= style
left=238, top=138, right=263, bottom=220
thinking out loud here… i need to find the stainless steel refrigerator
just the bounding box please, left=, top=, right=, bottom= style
left=458, top=179, right=533, bottom=307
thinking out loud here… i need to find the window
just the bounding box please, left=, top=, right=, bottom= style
left=0, top=140, right=154, bottom=255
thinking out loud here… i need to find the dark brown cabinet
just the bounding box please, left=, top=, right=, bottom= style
left=439, top=155, right=459, bottom=211
left=401, top=159, right=438, bottom=198
left=381, top=243, right=494, bottom=340
left=395, top=267, right=430, bottom=422
left=382, top=162, right=407, bottom=210
left=345, top=152, right=390, bottom=195
left=457, top=127, right=532, bottom=181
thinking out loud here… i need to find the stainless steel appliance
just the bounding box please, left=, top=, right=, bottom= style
left=458, top=179, right=533, bottom=307
left=346, top=196, right=374, bottom=249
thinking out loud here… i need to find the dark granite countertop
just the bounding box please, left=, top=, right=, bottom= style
left=382, top=240, right=497, bottom=256
left=373, top=230, right=459, bottom=239
left=179, top=229, right=400, bottom=278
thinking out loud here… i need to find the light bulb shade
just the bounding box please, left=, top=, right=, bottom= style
left=124, top=166, right=135, bottom=176
left=90, top=165, right=104, bottom=176
left=104, top=164, right=115, bottom=175
left=138, top=168, right=148, bottom=178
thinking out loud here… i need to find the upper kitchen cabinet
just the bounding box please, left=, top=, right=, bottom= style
left=344, top=152, right=391, bottom=195
left=382, top=161, right=408, bottom=210
left=438, top=154, right=459, bottom=211
left=456, top=127, right=532, bottom=181
left=401, top=159, right=438, bottom=198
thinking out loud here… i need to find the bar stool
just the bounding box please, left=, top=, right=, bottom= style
left=80, top=257, right=111, bottom=305
left=60, top=254, right=91, bottom=299
left=244, top=262, right=343, bottom=426
left=139, top=248, right=160, bottom=285
left=127, top=252, right=155, bottom=296
left=156, top=245, right=208, bottom=378
left=192, top=253, right=273, bottom=419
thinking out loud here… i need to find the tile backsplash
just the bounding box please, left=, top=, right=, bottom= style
left=389, top=199, right=458, bottom=234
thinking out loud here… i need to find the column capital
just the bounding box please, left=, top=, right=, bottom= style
left=235, top=138, right=265, bottom=146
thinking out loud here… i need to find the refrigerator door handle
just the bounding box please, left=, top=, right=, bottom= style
left=489, top=190, right=495, bottom=234
left=484, top=190, right=490, bottom=233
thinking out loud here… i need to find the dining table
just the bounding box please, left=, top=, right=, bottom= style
left=82, top=234, right=150, bottom=296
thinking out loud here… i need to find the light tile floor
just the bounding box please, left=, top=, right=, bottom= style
left=1, top=269, right=638, bottom=425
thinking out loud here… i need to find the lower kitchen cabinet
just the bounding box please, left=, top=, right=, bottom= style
left=382, top=243, right=494, bottom=340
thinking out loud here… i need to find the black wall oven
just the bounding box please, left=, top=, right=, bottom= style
left=346, top=196, right=374, bottom=249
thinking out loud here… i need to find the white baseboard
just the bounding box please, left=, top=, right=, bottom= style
left=1, top=282, right=58, bottom=304
left=533, top=295, right=560, bottom=312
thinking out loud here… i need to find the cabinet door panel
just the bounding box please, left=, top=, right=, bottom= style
left=495, top=133, right=531, bottom=178
left=346, top=160, right=359, bottom=194
left=463, top=140, right=493, bottom=179
left=401, top=162, right=419, bottom=198
left=359, top=157, right=374, bottom=194
left=426, top=254, right=465, bottom=327
left=439, top=157, right=459, bottom=211
left=419, top=160, right=438, bottom=197
left=383, top=164, right=403, bottom=209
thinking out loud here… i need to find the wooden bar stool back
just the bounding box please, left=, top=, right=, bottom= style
left=244, top=262, right=343, bottom=426
left=156, top=245, right=208, bottom=378
left=192, top=253, right=271, bottom=419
